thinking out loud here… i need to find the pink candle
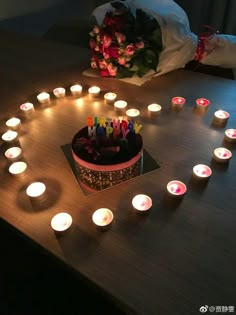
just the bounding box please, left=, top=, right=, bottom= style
left=20, top=102, right=35, bottom=116
left=213, top=147, right=232, bottom=163
left=193, top=164, right=212, bottom=180
left=132, top=194, right=152, bottom=212
left=5, top=147, right=22, bottom=161
left=225, top=129, right=236, bottom=143
left=167, top=180, right=187, bottom=197
left=172, top=97, right=185, bottom=107
left=196, top=98, right=210, bottom=109
left=53, top=87, right=65, bottom=98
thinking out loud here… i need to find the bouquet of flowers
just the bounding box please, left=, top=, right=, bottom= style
left=89, top=1, right=162, bottom=78
left=89, top=0, right=236, bottom=81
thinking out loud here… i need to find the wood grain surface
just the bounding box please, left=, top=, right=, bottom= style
left=0, top=30, right=236, bottom=315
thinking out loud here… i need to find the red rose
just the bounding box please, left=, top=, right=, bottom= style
left=103, top=12, right=125, bottom=32
left=105, top=45, right=119, bottom=59
left=89, top=39, right=96, bottom=49
left=100, top=69, right=110, bottom=77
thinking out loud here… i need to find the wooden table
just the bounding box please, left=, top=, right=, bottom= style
left=1, top=30, right=236, bottom=315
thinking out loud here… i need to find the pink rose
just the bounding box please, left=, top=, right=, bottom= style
left=118, top=57, right=126, bottom=65
left=103, top=34, right=112, bottom=48
left=99, top=60, right=108, bottom=70
left=91, top=60, right=97, bottom=69
left=107, top=64, right=117, bottom=77
left=103, top=52, right=110, bottom=60
left=93, top=25, right=100, bottom=34
left=125, top=44, right=135, bottom=56
left=115, top=32, right=126, bottom=44
left=136, top=41, right=144, bottom=49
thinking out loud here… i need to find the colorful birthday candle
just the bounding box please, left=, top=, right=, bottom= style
left=88, top=126, right=96, bottom=137
left=87, top=116, right=93, bottom=127
left=99, top=116, right=106, bottom=128
left=134, top=122, right=142, bottom=134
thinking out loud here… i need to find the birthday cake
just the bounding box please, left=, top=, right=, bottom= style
left=71, top=116, right=143, bottom=191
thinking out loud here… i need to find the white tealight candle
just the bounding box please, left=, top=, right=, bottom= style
left=5, top=147, right=22, bottom=161
left=2, top=130, right=18, bottom=143
left=6, top=117, right=21, bottom=130
left=147, top=103, right=162, bottom=113
left=214, top=110, right=230, bottom=122
left=196, top=98, right=210, bottom=109
left=92, top=208, right=113, bottom=228
left=88, top=86, right=100, bottom=98
left=193, top=164, right=212, bottom=180
left=53, top=87, right=66, bottom=98
left=20, top=102, right=35, bottom=116
left=167, top=180, right=187, bottom=197
left=70, top=84, right=83, bottom=97
left=104, top=92, right=117, bottom=104
left=26, top=182, right=46, bottom=198
left=132, top=194, right=152, bottom=212
left=37, top=92, right=50, bottom=104
left=51, top=212, right=72, bottom=232
left=114, top=100, right=128, bottom=111
left=126, top=108, right=140, bottom=118
left=171, top=97, right=186, bottom=107
left=9, top=161, right=27, bottom=175
left=213, top=147, right=232, bottom=163
left=225, top=129, right=236, bottom=143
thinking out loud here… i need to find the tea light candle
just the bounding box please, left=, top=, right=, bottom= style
left=88, top=86, right=100, bottom=98
left=114, top=100, right=127, bottom=111
left=196, top=98, right=210, bottom=109
left=126, top=108, right=140, bottom=118
left=26, top=182, right=46, bottom=198
left=132, top=194, right=152, bottom=212
left=167, top=180, right=187, bottom=197
left=53, top=87, right=65, bottom=98
left=51, top=212, right=72, bottom=232
left=225, top=129, right=236, bottom=143
left=193, top=164, right=212, bottom=180
left=213, top=147, right=232, bottom=163
left=20, top=102, right=35, bottom=115
left=9, top=161, right=27, bottom=175
left=214, top=110, right=230, bottom=122
left=70, top=84, right=82, bottom=97
left=172, top=97, right=186, bottom=107
left=6, top=117, right=21, bottom=130
left=37, top=92, right=50, bottom=104
left=92, top=208, right=113, bottom=228
left=2, top=130, right=18, bottom=143
left=104, top=92, right=117, bottom=104
left=5, top=147, right=22, bottom=161
left=147, top=103, right=162, bottom=112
